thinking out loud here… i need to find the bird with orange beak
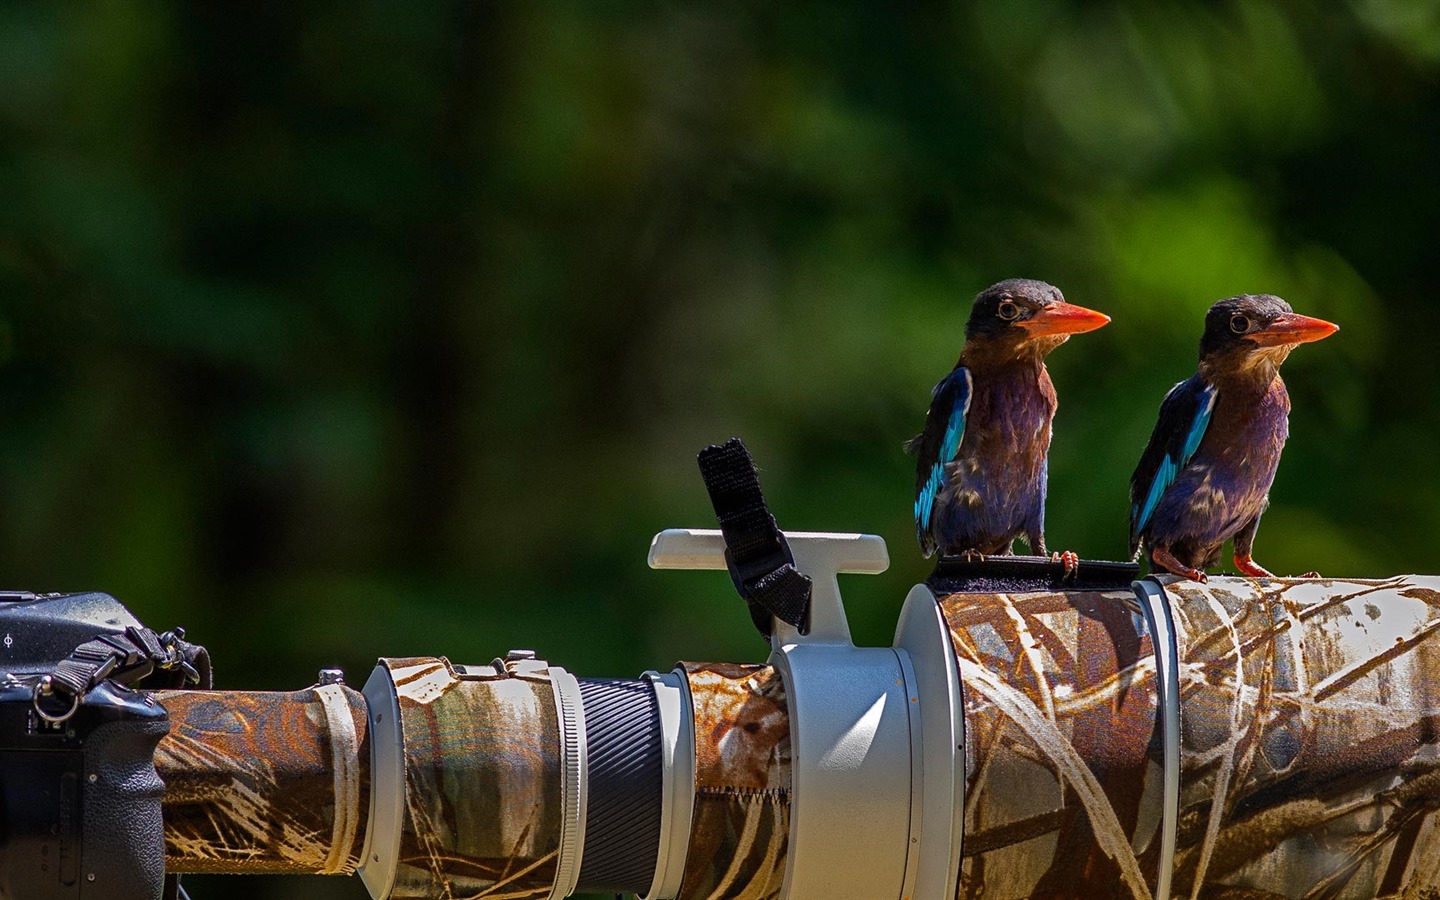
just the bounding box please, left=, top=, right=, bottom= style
left=1129, top=294, right=1339, bottom=582
left=909, top=279, right=1110, bottom=568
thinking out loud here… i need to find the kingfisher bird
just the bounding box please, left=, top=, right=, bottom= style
left=1129, top=294, right=1338, bottom=582
left=908, top=279, right=1110, bottom=566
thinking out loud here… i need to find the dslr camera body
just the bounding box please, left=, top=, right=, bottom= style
left=0, top=592, right=171, bottom=900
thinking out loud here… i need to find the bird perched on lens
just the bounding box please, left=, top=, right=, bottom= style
left=909, top=279, right=1110, bottom=568
left=1129, top=294, right=1337, bottom=582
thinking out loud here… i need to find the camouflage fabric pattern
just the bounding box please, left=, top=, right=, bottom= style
left=942, top=589, right=1166, bottom=899
left=677, top=661, right=792, bottom=900
left=383, top=656, right=563, bottom=900
left=156, top=686, right=370, bottom=875
left=1166, top=576, right=1440, bottom=899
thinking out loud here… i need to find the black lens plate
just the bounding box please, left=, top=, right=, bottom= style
left=927, top=554, right=1141, bottom=594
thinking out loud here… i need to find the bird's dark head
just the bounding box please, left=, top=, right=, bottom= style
left=1198, top=294, right=1338, bottom=378
left=963, top=279, right=1109, bottom=364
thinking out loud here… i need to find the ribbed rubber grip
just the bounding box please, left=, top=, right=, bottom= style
left=575, top=678, right=663, bottom=894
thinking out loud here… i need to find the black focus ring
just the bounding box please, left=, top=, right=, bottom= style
left=575, top=678, right=663, bottom=895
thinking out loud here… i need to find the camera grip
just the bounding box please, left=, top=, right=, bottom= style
left=82, top=716, right=170, bottom=900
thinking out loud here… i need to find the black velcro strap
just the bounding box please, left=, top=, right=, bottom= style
left=697, top=438, right=812, bottom=638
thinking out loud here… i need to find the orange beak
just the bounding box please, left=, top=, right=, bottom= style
left=1248, top=312, right=1339, bottom=347
left=1017, top=301, right=1111, bottom=337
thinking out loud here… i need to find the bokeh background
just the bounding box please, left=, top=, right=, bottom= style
left=2, top=2, right=1439, bottom=898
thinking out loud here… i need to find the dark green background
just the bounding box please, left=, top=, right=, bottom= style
left=2, top=2, right=1437, bottom=898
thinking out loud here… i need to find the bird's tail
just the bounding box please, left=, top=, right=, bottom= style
left=917, top=524, right=936, bottom=559
left=1127, top=502, right=1145, bottom=563
left=1129, top=536, right=1146, bottom=565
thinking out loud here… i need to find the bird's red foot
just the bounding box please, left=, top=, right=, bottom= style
left=1051, top=550, right=1080, bottom=580
left=1299, top=570, right=1321, bottom=579
left=1153, top=546, right=1207, bottom=583
left=1233, top=553, right=1275, bottom=579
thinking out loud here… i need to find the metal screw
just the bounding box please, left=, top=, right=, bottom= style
left=506, top=649, right=537, bottom=661
left=87, top=874, right=95, bottom=882
left=88, top=773, right=97, bottom=783
left=317, top=668, right=345, bottom=686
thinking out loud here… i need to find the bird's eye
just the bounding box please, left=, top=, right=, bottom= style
left=1230, top=314, right=1251, bottom=334
left=997, top=301, right=1021, bottom=321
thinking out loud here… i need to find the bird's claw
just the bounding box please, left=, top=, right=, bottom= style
left=1153, top=546, right=1208, bottom=583
left=1233, top=553, right=1275, bottom=579
left=1299, top=570, right=1321, bottom=579
left=1050, top=550, right=1080, bottom=581
left=960, top=549, right=986, bottom=564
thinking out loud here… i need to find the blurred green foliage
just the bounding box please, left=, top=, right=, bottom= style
left=2, top=2, right=1438, bottom=898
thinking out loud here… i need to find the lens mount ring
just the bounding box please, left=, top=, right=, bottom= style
left=549, top=665, right=588, bottom=900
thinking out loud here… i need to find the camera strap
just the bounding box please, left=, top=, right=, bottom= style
left=697, top=437, right=813, bottom=638
left=45, top=625, right=211, bottom=703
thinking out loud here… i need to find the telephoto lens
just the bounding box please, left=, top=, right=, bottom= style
left=151, top=532, right=1440, bottom=900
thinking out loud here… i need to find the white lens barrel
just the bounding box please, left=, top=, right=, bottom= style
left=768, top=642, right=920, bottom=898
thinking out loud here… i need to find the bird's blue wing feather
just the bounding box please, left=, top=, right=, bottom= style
left=1129, top=376, right=1216, bottom=554
left=911, top=368, right=973, bottom=552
